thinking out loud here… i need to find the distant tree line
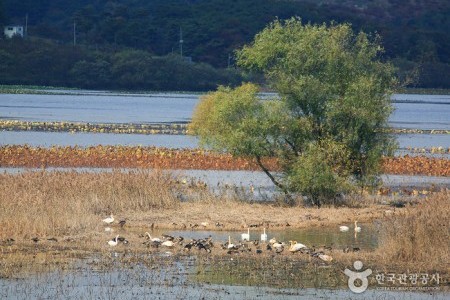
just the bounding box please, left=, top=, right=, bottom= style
left=1, top=0, right=449, bottom=89
left=0, top=37, right=242, bottom=91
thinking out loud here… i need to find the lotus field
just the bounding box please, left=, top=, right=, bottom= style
left=1, top=145, right=449, bottom=176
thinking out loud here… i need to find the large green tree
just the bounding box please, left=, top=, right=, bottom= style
left=190, top=19, right=398, bottom=206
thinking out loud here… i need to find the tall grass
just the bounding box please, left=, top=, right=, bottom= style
left=0, top=170, right=184, bottom=238
left=377, top=189, right=450, bottom=270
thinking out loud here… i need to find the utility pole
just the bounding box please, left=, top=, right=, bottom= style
left=73, top=21, right=76, bottom=46
left=25, top=14, right=28, bottom=38
left=179, top=27, right=183, bottom=57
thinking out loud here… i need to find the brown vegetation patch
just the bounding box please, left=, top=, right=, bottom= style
left=0, top=145, right=449, bottom=176
left=376, top=189, right=450, bottom=271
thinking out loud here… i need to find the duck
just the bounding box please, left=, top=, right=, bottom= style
left=354, top=221, right=361, bottom=232
left=241, top=228, right=250, bottom=241
left=339, top=225, right=349, bottom=232
left=102, top=214, right=114, bottom=225
left=288, top=240, right=307, bottom=253
left=108, top=235, right=120, bottom=247
left=260, top=228, right=268, bottom=242
left=145, top=232, right=161, bottom=243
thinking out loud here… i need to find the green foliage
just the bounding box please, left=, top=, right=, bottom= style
left=192, top=19, right=397, bottom=206
left=2, top=0, right=450, bottom=87
left=0, top=39, right=242, bottom=91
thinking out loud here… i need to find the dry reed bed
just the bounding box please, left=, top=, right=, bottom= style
left=376, top=189, right=450, bottom=271
left=0, top=170, right=391, bottom=240
left=1, top=145, right=449, bottom=176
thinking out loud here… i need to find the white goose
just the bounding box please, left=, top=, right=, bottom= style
left=241, top=228, right=250, bottom=241
left=108, top=235, right=120, bottom=247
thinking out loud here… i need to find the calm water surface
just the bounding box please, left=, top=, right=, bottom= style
left=0, top=92, right=449, bottom=151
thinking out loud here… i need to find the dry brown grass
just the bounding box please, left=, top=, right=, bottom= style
left=0, top=170, right=185, bottom=239
left=0, top=169, right=396, bottom=241
left=376, top=189, right=450, bottom=270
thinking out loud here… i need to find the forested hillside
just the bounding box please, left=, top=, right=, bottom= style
left=1, top=0, right=449, bottom=90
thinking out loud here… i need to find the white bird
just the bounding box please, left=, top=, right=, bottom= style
left=145, top=232, right=161, bottom=243
left=161, top=240, right=174, bottom=247
left=241, top=228, right=250, bottom=241
left=318, top=254, right=333, bottom=262
left=288, top=241, right=307, bottom=252
left=272, top=242, right=285, bottom=250
left=102, top=214, right=114, bottom=224
left=339, top=225, right=349, bottom=232
left=227, top=236, right=235, bottom=249
left=108, top=235, right=120, bottom=247
left=260, top=228, right=267, bottom=242
left=354, top=221, right=361, bottom=232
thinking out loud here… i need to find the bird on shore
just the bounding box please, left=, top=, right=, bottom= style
left=354, top=221, right=361, bottom=232
left=108, top=235, right=120, bottom=247
left=102, top=214, right=114, bottom=225
left=260, top=228, right=267, bottom=242
left=318, top=253, right=333, bottom=262
left=227, top=236, right=237, bottom=249
left=274, top=243, right=284, bottom=254
left=145, top=232, right=161, bottom=243
left=119, top=219, right=126, bottom=228
left=161, top=240, right=174, bottom=247
left=272, top=241, right=285, bottom=250
left=241, top=228, right=250, bottom=241
left=288, top=241, right=307, bottom=253
left=339, top=225, right=349, bottom=232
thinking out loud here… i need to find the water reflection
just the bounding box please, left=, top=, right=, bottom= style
left=0, top=256, right=445, bottom=300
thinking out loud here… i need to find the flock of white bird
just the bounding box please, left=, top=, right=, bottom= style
left=102, top=214, right=362, bottom=262
left=339, top=221, right=361, bottom=233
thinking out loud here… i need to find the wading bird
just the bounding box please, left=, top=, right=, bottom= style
left=339, top=225, right=349, bottom=232
left=260, top=228, right=267, bottom=242
left=108, top=235, right=120, bottom=247
left=241, top=228, right=250, bottom=241
left=354, top=221, right=361, bottom=232
left=145, top=232, right=161, bottom=243
left=227, top=236, right=236, bottom=249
